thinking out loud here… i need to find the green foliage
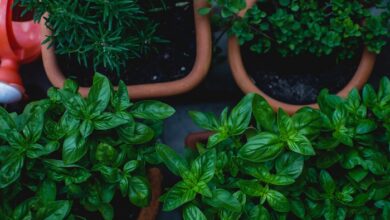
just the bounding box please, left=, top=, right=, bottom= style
left=201, top=0, right=389, bottom=59
left=0, top=73, right=175, bottom=219
left=18, top=0, right=167, bottom=73
left=159, top=77, right=390, bottom=219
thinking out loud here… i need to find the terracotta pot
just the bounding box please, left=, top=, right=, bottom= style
left=228, top=0, right=377, bottom=115
left=137, top=167, right=163, bottom=220
left=41, top=0, right=212, bottom=98
left=185, top=131, right=213, bottom=150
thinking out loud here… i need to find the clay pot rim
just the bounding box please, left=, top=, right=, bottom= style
left=41, top=0, right=212, bottom=99
left=137, top=167, right=162, bottom=220
left=185, top=131, right=213, bottom=150
left=229, top=0, right=377, bottom=115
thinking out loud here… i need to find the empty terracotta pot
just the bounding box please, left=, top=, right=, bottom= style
left=41, top=0, right=212, bottom=99
left=228, top=0, right=376, bottom=115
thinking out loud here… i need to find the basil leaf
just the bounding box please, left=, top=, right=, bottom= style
left=190, top=149, right=216, bottom=183
left=118, top=123, right=154, bottom=144
left=80, top=120, right=93, bottom=138
left=207, top=132, right=228, bottom=148
left=316, top=151, right=341, bottom=169
left=94, top=112, right=131, bottom=130
left=320, top=170, right=336, bottom=194
left=238, top=180, right=264, bottom=196
left=287, top=133, right=315, bottom=155
left=183, top=204, right=207, bottom=220
left=111, top=81, right=132, bottom=112
left=203, top=189, right=241, bottom=212
left=275, top=152, right=304, bottom=178
left=98, top=203, right=113, bottom=220
left=266, top=189, right=290, bottom=212
left=162, top=181, right=196, bottom=211
left=238, top=132, right=284, bottom=162
left=0, top=154, right=24, bottom=188
left=291, top=199, right=305, bottom=219
left=248, top=205, right=270, bottom=220
left=128, top=176, right=150, bottom=207
left=87, top=73, right=111, bottom=114
left=228, top=93, right=254, bottom=135
left=156, top=144, right=189, bottom=177
left=62, top=133, right=87, bottom=164
left=43, top=200, right=72, bottom=220
left=131, top=100, right=175, bottom=120
left=189, top=111, right=219, bottom=131
left=253, top=94, right=275, bottom=132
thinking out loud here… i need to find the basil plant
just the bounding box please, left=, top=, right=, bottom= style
left=0, top=74, right=175, bottom=219
left=158, top=77, right=390, bottom=219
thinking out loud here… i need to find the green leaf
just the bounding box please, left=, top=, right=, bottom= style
left=128, top=176, right=150, bottom=207
left=190, top=149, right=216, bottom=183
left=238, top=132, right=284, bottom=162
left=27, top=142, right=59, bottom=159
left=98, top=203, right=113, bottom=220
left=245, top=167, right=295, bottom=186
left=88, top=73, right=111, bottom=114
left=207, top=132, right=228, bottom=148
left=362, top=84, right=377, bottom=107
left=0, top=107, right=16, bottom=132
left=348, top=168, right=368, bottom=182
left=189, top=111, right=219, bottom=131
left=275, top=152, right=304, bottom=178
left=253, top=94, right=275, bottom=132
left=266, top=190, right=290, bottom=212
left=355, top=119, right=377, bottom=134
left=198, top=7, right=211, bottom=16
left=316, top=151, right=341, bottom=169
left=43, top=200, right=72, bottom=220
left=0, top=154, right=24, bottom=188
left=248, top=205, right=270, bottom=220
left=156, top=144, right=189, bottom=177
left=118, top=123, right=154, bottom=144
left=183, top=204, right=207, bottom=220
left=278, top=109, right=295, bottom=137
left=228, top=93, right=254, bottom=135
left=287, top=134, right=315, bottom=155
left=80, top=120, right=93, bottom=138
left=238, top=180, right=264, bottom=197
left=131, top=100, right=175, bottom=120
left=203, top=189, right=241, bottom=212
left=111, top=81, right=131, bottom=112
left=37, top=180, right=57, bottom=202
left=123, top=160, right=139, bottom=174
left=162, top=181, right=196, bottom=211
left=94, top=112, right=131, bottom=130
left=320, top=170, right=336, bottom=194
left=62, top=133, right=87, bottom=164
left=324, top=199, right=336, bottom=220
left=291, top=199, right=305, bottom=219
left=279, top=0, right=290, bottom=7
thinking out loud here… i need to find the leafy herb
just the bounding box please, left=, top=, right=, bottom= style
left=17, top=0, right=168, bottom=73
left=201, top=0, right=389, bottom=60
left=159, top=77, right=390, bottom=219
left=0, top=73, right=175, bottom=219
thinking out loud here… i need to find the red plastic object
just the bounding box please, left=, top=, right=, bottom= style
left=0, top=0, right=41, bottom=103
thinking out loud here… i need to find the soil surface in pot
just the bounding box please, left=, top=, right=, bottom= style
left=58, top=1, right=196, bottom=87
left=241, top=45, right=360, bottom=105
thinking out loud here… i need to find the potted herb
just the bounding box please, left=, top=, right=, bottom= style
left=18, top=0, right=212, bottom=99
left=0, top=73, right=175, bottom=219
left=157, top=77, right=390, bottom=219
left=201, top=0, right=389, bottom=114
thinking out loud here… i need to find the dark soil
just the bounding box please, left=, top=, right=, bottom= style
left=241, top=46, right=361, bottom=105
left=58, top=1, right=196, bottom=87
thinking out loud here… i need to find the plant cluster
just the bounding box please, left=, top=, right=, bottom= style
left=0, top=74, right=175, bottom=219
left=158, top=77, right=390, bottom=219
left=17, top=0, right=166, bottom=73
left=201, top=0, right=390, bottom=60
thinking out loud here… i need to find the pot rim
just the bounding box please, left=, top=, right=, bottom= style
left=41, top=0, right=212, bottom=99
left=228, top=0, right=376, bottom=115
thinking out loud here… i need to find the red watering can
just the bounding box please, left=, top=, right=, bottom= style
left=0, top=0, right=41, bottom=103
